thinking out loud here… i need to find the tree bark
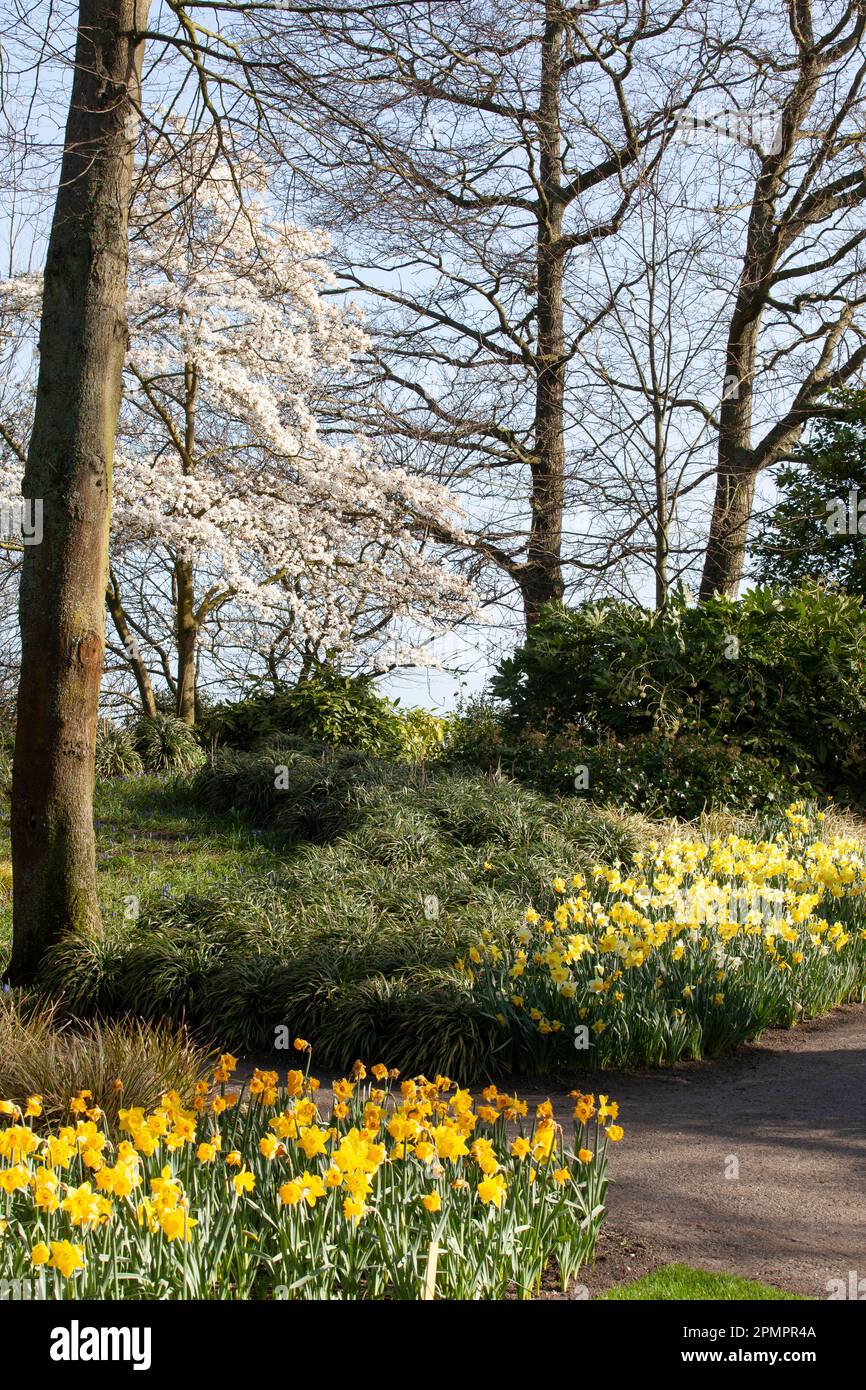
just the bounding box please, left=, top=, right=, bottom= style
left=653, top=417, right=670, bottom=610
left=523, top=0, right=566, bottom=629
left=9, top=0, right=149, bottom=983
left=175, top=557, right=198, bottom=725
left=699, top=256, right=765, bottom=599
left=699, top=458, right=759, bottom=599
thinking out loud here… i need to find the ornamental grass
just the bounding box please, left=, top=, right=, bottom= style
left=0, top=1048, right=618, bottom=1300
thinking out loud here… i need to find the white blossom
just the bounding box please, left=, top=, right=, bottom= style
left=0, top=126, right=475, bottom=694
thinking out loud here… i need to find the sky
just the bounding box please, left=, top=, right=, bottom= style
left=0, top=0, right=860, bottom=716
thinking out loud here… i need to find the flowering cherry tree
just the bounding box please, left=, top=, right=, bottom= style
left=0, top=132, right=474, bottom=721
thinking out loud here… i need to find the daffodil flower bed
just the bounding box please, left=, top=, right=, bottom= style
left=463, top=805, right=866, bottom=1069
left=0, top=1049, right=619, bottom=1300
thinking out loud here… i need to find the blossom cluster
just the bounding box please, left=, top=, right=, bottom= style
left=0, top=121, right=476, bottom=686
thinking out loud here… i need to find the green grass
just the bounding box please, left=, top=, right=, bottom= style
left=0, top=758, right=654, bottom=1078
left=598, top=1264, right=804, bottom=1301
left=0, top=773, right=286, bottom=957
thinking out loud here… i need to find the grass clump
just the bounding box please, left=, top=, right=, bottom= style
left=598, top=1263, right=803, bottom=1300
left=0, top=990, right=211, bottom=1129
left=133, top=714, right=205, bottom=774
left=95, top=720, right=144, bottom=779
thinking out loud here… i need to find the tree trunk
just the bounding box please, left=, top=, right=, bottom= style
left=654, top=478, right=670, bottom=610
left=699, top=318, right=762, bottom=599
left=699, top=460, right=758, bottom=599
left=8, top=0, right=149, bottom=984
left=523, top=0, right=566, bottom=630
left=175, top=557, right=198, bottom=725
left=106, top=568, right=158, bottom=718
left=698, top=43, right=829, bottom=601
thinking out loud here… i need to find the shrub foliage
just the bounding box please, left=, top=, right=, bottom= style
left=479, top=585, right=866, bottom=806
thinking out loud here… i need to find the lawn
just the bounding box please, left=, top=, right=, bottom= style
left=0, top=774, right=287, bottom=958
left=598, top=1264, right=804, bottom=1301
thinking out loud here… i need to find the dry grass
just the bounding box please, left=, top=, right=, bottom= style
left=0, top=991, right=212, bottom=1127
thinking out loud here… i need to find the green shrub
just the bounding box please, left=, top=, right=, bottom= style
left=199, top=669, right=445, bottom=762
left=490, top=732, right=808, bottom=819
left=96, top=719, right=144, bottom=779
left=585, top=736, right=811, bottom=819
left=445, top=706, right=807, bottom=817
left=132, top=713, right=205, bottom=774
left=397, top=706, right=448, bottom=761
left=444, top=696, right=512, bottom=768
left=489, top=586, right=866, bottom=797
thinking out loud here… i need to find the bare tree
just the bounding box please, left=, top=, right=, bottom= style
left=254, top=0, right=726, bottom=628
left=699, top=0, right=866, bottom=598
left=569, top=167, right=726, bottom=608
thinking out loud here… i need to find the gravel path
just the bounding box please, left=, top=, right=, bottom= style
left=527, top=1002, right=866, bottom=1297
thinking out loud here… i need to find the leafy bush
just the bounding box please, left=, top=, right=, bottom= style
left=0, top=991, right=210, bottom=1129
left=490, top=586, right=866, bottom=797
left=445, top=701, right=809, bottom=817
left=132, top=713, right=205, bottom=774
left=457, top=728, right=809, bottom=819
left=396, top=705, right=448, bottom=761
left=199, top=670, right=445, bottom=761
left=95, top=719, right=144, bottom=779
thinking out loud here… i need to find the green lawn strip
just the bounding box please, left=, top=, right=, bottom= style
left=597, top=1263, right=805, bottom=1301
left=0, top=774, right=284, bottom=955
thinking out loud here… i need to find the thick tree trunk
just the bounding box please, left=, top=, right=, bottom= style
left=699, top=460, right=758, bottom=599
left=9, top=0, right=149, bottom=984
left=699, top=319, right=761, bottom=600
left=523, top=0, right=566, bottom=631
left=175, top=558, right=198, bottom=725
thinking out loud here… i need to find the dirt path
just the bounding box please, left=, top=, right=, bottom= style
left=527, top=1003, right=866, bottom=1297
left=236, top=1002, right=866, bottom=1298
